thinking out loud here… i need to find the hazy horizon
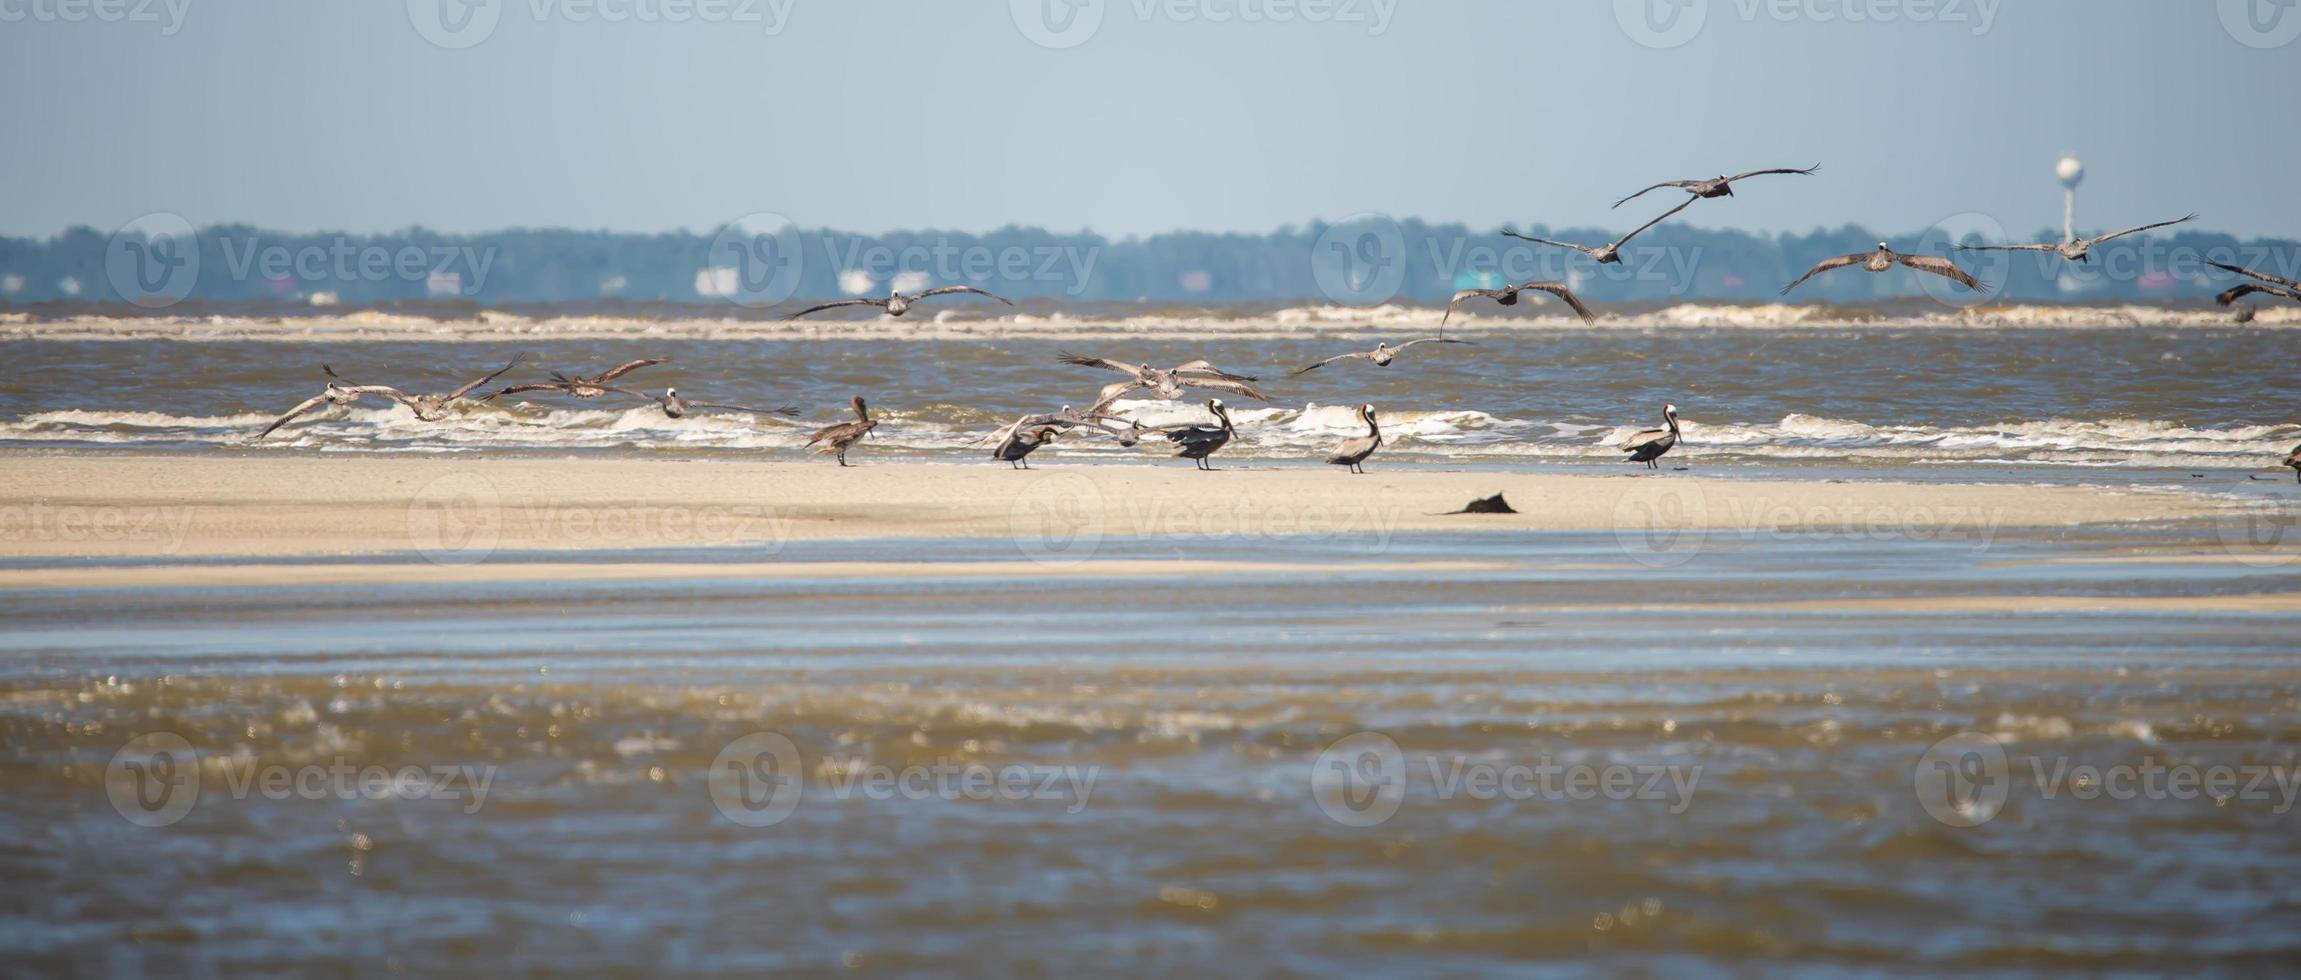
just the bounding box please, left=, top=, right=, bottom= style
left=3, top=1, right=2298, bottom=240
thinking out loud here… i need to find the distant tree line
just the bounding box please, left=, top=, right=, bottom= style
left=3, top=218, right=2293, bottom=311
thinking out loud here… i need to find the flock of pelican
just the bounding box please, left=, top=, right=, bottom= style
left=252, top=163, right=2301, bottom=477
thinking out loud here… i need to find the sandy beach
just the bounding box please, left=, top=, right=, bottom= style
left=0, top=452, right=2227, bottom=561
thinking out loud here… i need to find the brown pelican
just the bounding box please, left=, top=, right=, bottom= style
left=320, top=355, right=524, bottom=421
left=1620, top=404, right=1680, bottom=470
left=256, top=382, right=404, bottom=439
left=991, top=424, right=1060, bottom=469
left=2287, top=443, right=2301, bottom=484
left=610, top=387, right=799, bottom=419
left=485, top=358, right=665, bottom=400
left=991, top=407, right=1149, bottom=453
left=1502, top=197, right=1693, bottom=266
left=785, top=285, right=1013, bottom=320
left=1612, top=163, right=1821, bottom=208
left=2207, top=261, right=2301, bottom=306
left=1164, top=398, right=1236, bottom=470
left=1325, top=404, right=1382, bottom=474
left=1782, top=243, right=1986, bottom=295
left=1440, top=280, right=1594, bottom=332
left=1059, top=353, right=1270, bottom=407
left=1293, top=338, right=1472, bottom=375
left=1956, top=213, right=2195, bottom=264
left=806, top=395, right=877, bottom=466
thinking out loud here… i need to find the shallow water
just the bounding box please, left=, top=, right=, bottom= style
left=4, top=529, right=2300, bottom=973
left=4, top=323, right=2299, bottom=471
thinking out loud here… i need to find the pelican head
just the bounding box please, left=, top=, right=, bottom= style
left=1877, top=242, right=1891, bottom=252
left=1207, top=398, right=1225, bottom=411
left=851, top=395, right=869, bottom=417
left=1664, top=403, right=1679, bottom=417
left=1360, top=403, right=1377, bottom=420
left=665, top=387, right=678, bottom=398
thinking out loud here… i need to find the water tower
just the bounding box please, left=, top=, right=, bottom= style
left=2055, top=155, right=2084, bottom=242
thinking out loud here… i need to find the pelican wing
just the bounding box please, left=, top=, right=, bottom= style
left=807, top=419, right=874, bottom=446
left=482, top=381, right=571, bottom=401
left=1723, top=163, right=1821, bottom=183
left=1501, top=229, right=1587, bottom=253
left=2216, top=282, right=2301, bottom=306
left=1896, top=253, right=1988, bottom=293
left=1290, top=351, right=1372, bottom=376
left=2084, top=213, right=2195, bottom=246
left=1390, top=337, right=1472, bottom=352
left=1614, top=196, right=1695, bottom=248
left=447, top=355, right=528, bottom=400
left=1954, top=242, right=2055, bottom=253
left=1517, top=281, right=1595, bottom=323
left=785, top=298, right=882, bottom=320
left=257, top=393, right=337, bottom=440
left=1171, top=359, right=1259, bottom=382
left=914, top=285, right=1014, bottom=305
left=1178, top=376, right=1268, bottom=402
left=1610, top=180, right=1702, bottom=210
left=1059, top=352, right=1151, bottom=379
left=1441, top=288, right=1509, bottom=329
left=689, top=400, right=802, bottom=417
left=1618, top=427, right=1671, bottom=451
left=1087, top=379, right=1147, bottom=416
left=1780, top=253, right=1867, bottom=295
left=591, top=358, right=665, bottom=383
left=2210, top=261, right=2301, bottom=290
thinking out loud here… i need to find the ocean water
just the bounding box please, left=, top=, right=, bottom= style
left=2, top=310, right=2297, bottom=473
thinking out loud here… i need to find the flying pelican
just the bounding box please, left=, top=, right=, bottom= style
left=1612, top=163, right=1821, bottom=209
left=1440, top=280, right=1594, bottom=331
left=1058, top=353, right=1270, bottom=407
left=256, top=382, right=404, bottom=439
left=806, top=395, right=878, bottom=466
left=319, top=355, right=525, bottom=421
left=1502, top=197, right=1693, bottom=266
left=2207, top=261, right=2301, bottom=306
left=1292, top=338, right=1473, bottom=375
left=785, top=285, right=1013, bottom=320
left=1619, top=403, right=1681, bottom=470
left=1164, top=398, right=1236, bottom=470
left=610, top=387, right=799, bottom=420
left=1782, top=243, right=1986, bottom=295
left=991, top=424, right=1061, bottom=469
left=1956, top=213, right=2195, bottom=264
left=1325, top=404, right=1382, bottom=474
left=485, top=358, right=665, bottom=401
left=990, top=407, right=1149, bottom=452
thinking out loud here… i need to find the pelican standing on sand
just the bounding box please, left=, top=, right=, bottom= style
left=1620, top=404, right=1681, bottom=470
left=1782, top=243, right=1987, bottom=295
left=1612, top=163, right=1821, bottom=208
left=485, top=358, right=665, bottom=401
left=1293, top=338, right=1473, bottom=375
left=991, top=424, right=1061, bottom=469
left=807, top=396, right=878, bottom=466
left=785, top=285, right=1013, bottom=320
left=1440, top=280, right=1594, bottom=332
left=1956, top=213, right=2196, bottom=264
left=2207, top=261, right=2301, bottom=306
left=1503, top=197, right=1694, bottom=266
left=1325, top=404, right=1382, bottom=474
left=322, top=355, right=525, bottom=421
left=1165, top=398, right=1236, bottom=470
left=611, top=387, right=799, bottom=420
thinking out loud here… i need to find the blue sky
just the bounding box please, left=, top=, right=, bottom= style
left=2, top=0, right=2295, bottom=239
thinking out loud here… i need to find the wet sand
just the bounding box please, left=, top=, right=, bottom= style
left=0, top=453, right=2224, bottom=560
